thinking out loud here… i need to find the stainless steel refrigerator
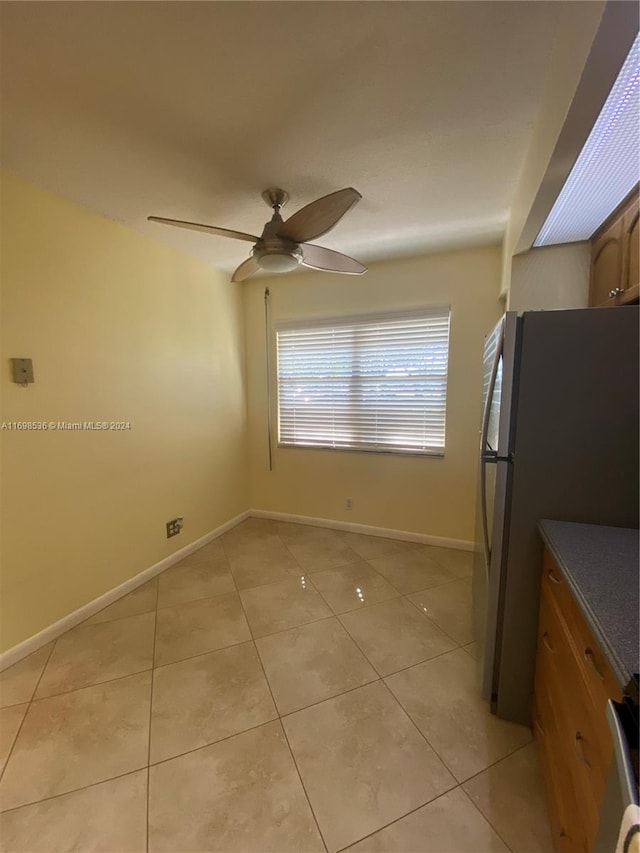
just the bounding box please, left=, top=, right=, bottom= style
left=473, top=306, right=639, bottom=725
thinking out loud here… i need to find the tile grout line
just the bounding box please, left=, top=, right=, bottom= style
left=333, top=613, right=389, bottom=680
left=0, top=766, right=150, bottom=817
left=155, top=580, right=236, bottom=612
left=222, top=533, right=330, bottom=853
left=307, top=560, right=406, bottom=613
left=313, top=589, right=403, bottom=617
left=0, top=640, right=57, bottom=788
left=401, top=589, right=470, bottom=648
left=148, top=716, right=287, bottom=770
left=383, top=673, right=534, bottom=796
left=146, top=583, right=160, bottom=853
left=378, top=642, right=467, bottom=681
left=313, top=672, right=462, bottom=852
left=220, top=536, right=266, bottom=649
left=255, top=613, right=337, bottom=642
left=332, top=786, right=462, bottom=853
left=69, top=576, right=160, bottom=631
left=276, top=523, right=364, bottom=578
left=278, top=675, right=383, bottom=720
left=152, top=634, right=258, bottom=670
left=377, top=675, right=460, bottom=778
left=9, top=630, right=256, bottom=707
left=335, top=604, right=465, bottom=683
left=278, top=541, right=442, bottom=670
left=332, top=783, right=515, bottom=853
left=277, top=720, right=330, bottom=853
left=456, top=785, right=516, bottom=853
left=225, top=520, right=305, bottom=590
left=21, top=665, right=156, bottom=704
left=0, top=698, right=35, bottom=711
left=457, top=738, right=535, bottom=786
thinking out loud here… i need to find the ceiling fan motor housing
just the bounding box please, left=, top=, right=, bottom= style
left=253, top=210, right=303, bottom=272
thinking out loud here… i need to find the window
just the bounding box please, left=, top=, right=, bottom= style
left=276, top=307, right=451, bottom=455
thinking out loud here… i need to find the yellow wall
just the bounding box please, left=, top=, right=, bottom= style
left=0, top=172, right=248, bottom=651
left=243, top=247, right=502, bottom=544
left=508, top=242, right=590, bottom=312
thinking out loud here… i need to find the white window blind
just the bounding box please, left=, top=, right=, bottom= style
left=276, top=307, right=451, bottom=455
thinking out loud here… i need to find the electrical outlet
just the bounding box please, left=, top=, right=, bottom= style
left=345, top=498, right=353, bottom=510
left=166, top=517, right=183, bottom=538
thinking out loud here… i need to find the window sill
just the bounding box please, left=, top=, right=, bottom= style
left=276, top=443, right=445, bottom=458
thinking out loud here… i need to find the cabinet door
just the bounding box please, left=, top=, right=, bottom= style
left=621, top=194, right=639, bottom=304
left=534, top=656, right=588, bottom=852
left=589, top=218, right=624, bottom=306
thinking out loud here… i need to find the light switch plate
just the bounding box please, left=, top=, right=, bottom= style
left=11, top=358, right=34, bottom=384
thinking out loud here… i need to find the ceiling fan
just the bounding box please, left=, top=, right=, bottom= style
left=148, top=187, right=367, bottom=282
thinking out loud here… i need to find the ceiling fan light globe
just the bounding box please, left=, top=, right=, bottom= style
left=253, top=240, right=302, bottom=273
left=257, top=253, right=300, bottom=273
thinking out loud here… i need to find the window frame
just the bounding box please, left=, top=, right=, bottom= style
left=275, top=306, right=451, bottom=458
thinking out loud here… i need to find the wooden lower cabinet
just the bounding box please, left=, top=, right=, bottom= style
left=533, top=664, right=588, bottom=852
left=533, top=549, right=623, bottom=852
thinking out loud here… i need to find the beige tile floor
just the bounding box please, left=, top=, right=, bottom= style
left=0, top=519, right=553, bottom=853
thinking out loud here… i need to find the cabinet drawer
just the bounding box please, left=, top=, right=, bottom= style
left=541, top=551, right=622, bottom=713
left=538, top=587, right=611, bottom=821
left=533, top=665, right=587, bottom=852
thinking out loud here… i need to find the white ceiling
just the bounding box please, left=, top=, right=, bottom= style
left=0, top=2, right=597, bottom=273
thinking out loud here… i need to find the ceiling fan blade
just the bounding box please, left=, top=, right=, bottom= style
left=148, top=216, right=258, bottom=243
left=277, top=188, right=362, bottom=243
left=301, top=243, right=367, bottom=275
left=231, top=256, right=260, bottom=283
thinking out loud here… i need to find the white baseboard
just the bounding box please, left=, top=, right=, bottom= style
left=0, top=510, right=249, bottom=673
left=249, top=509, right=474, bottom=552
left=1, top=508, right=472, bottom=673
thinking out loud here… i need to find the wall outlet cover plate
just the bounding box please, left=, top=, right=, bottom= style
left=11, top=358, right=34, bottom=384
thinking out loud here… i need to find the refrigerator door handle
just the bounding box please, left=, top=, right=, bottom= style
left=480, top=458, right=492, bottom=571
left=479, top=323, right=504, bottom=570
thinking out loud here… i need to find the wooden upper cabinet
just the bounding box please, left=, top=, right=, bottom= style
left=622, top=195, right=639, bottom=297
left=590, top=218, right=624, bottom=306
left=589, top=186, right=640, bottom=307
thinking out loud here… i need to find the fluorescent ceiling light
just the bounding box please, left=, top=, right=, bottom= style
left=534, top=32, right=639, bottom=247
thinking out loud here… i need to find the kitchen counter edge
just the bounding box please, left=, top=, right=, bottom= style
left=538, top=518, right=639, bottom=697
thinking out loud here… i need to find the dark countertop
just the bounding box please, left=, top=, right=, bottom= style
left=538, top=519, right=639, bottom=694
